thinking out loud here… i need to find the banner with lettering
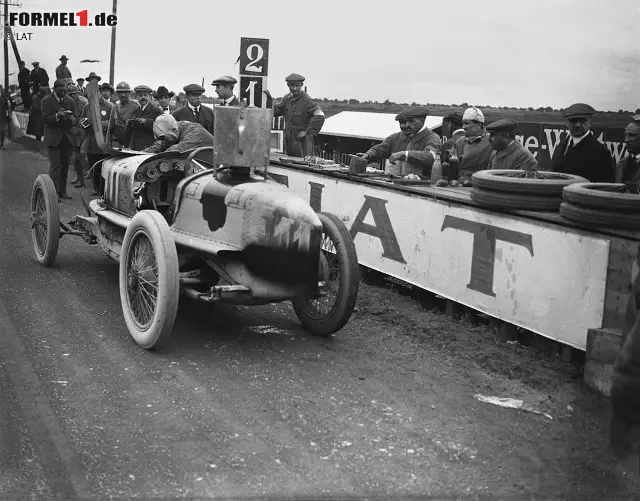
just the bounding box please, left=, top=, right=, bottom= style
left=267, top=165, right=611, bottom=350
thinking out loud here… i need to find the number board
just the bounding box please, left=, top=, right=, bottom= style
left=239, top=37, right=269, bottom=108
left=239, top=38, right=269, bottom=76
left=239, top=76, right=264, bottom=108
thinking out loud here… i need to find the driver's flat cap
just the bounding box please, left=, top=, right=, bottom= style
left=183, top=83, right=205, bottom=94
left=396, top=106, right=429, bottom=120
left=285, top=73, right=305, bottom=83
left=486, top=119, right=518, bottom=133
left=562, top=103, right=596, bottom=118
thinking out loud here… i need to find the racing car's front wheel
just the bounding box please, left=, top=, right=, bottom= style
left=119, top=211, right=179, bottom=350
left=292, top=212, right=359, bottom=336
left=31, top=174, right=60, bottom=266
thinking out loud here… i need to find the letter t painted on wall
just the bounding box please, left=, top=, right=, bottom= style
left=441, top=215, right=534, bottom=297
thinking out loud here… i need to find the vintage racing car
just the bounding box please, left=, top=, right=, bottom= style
left=30, top=82, right=359, bottom=350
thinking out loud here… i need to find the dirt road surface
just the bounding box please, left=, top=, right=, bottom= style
left=0, top=138, right=638, bottom=500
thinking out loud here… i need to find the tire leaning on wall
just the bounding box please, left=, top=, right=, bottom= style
left=471, top=170, right=588, bottom=195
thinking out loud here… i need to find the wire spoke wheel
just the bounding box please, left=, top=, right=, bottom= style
left=30, top=174, right=60, bottom=266
left=292, top=212, right=359, bottom=336
left=119, top=211, right=179, bottom=350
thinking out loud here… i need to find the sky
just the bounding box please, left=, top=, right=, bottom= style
left=2, top=0, right=639, bottom=111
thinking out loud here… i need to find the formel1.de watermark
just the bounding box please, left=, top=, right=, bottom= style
left=7, top=10, right=117, bottom=27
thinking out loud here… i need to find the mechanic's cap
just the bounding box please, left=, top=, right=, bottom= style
left=115, top=81, right=131, bottom=92
left=66, top=85, right=79, bottom=95
left=183, top=83, right=205, bottom=94
left=463, top=106, right=484, bottom=123
left=486, top=119, right=518, bottom=133
left=562, top=103, right=596, bottom=119
left=153, top=113, right=178, bottom=139
left=285, top=73, right=305, bottom=83
left=134, top=84, right=153, bottom=94
left=211, top=75, right=237, bottom=86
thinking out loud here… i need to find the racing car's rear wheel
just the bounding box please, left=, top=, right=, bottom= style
left=292, top=212, right=359, bottom=336
left=119, top=211, right=179, bottom=350
left=31, top=174, right=60, bottom=266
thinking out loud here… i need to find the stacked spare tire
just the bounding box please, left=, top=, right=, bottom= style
left=560, top=183, right=640, bottom=230
left=470, top=169, right=588, bottom=211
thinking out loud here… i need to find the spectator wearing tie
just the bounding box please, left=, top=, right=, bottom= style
left=615, top=114, right=640, bottom=183
left=212, top=75, right=239, bottom=106
left=153, top=86, right=175, bottom=114
left=99, top=82, right=115, bottom=102
left=124, top=84, right=163, bottom=150
left=172, top=84, right=214, bottom=134
left=76, top=78, right=86, bottom=96
left=41, top=79, right=78, bottom=200
left=108, top=81, right=139, bottom=148
left=29, top=61, right=49, bottom=94
left=550, top=103, right=614, bottom=182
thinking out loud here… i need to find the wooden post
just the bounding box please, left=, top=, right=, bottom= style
left=3, top=0, right=9, bottom=92
left=108, top=0, right=117, bottom=85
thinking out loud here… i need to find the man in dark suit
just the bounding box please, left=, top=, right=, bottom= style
left=550, top=103, right=614, bottom=182
left=172, top=84, right=214, bottom=134
left=29, top=61, right=49, bottom=95
left=42, top=79, right=77, bottom=200
left=212, top=75, right=239, bottom=106
left=125, top=84, right=163, bottom=150
left=615, top=114, right=640, bottom=183
left=17, top=61, right=32, bottom=111
left=153, top=86, right=175, bottom=114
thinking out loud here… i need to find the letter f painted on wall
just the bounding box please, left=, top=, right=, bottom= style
left=441, top=215, right=534, bottom=297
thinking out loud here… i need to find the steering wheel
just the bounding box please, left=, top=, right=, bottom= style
left=185, top=147, right=214, bottom=175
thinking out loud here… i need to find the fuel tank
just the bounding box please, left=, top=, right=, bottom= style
left=171, top=169, right=323, bottom=288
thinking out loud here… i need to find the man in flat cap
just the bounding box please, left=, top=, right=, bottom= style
left=264, top=73, right=325, bottom=157
left=125, top=84, right=163, bottom=150
left=453, top=106, right=492, bottom=180
left=172, top=84, right=215, bottom=135
left=55, top=55, right=72, bottom=83
left=486, top=119, right=538, bottom=170
left=41, top=79, right=78, bottom=200
left=614, top=114, right=640, bottom=183
left=441, top=110, right=465, bottom=164
left=143, top=114, right=213, bottom=154
left=108, top=81, right=140, bottom=148
left=153, top=86, right=175, bottom=114
left=29, top=62, right=49, bottom=95
left=356, top=106, right=441, bottom=176
left=76, top=78, right=86, bottom=97
left=212, top=76, right=239, bottom=106
left=550, top=103, right=614, bottom=182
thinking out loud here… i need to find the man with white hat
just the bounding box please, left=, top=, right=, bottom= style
left=550, top=103, right=613, bottom=182
left=453, top=106, right=492, bottom=180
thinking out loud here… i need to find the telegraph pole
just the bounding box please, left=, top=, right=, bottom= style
left=1, top=0, right=21, bottom=92
left=109, top=0, right=116, bottom=85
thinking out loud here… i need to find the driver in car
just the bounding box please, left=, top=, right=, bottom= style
left=143, top=114, right=213, bottom=154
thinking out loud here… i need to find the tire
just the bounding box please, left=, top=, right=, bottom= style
left=559, top=202, right=640, bottom=230
left=292, top=212, right=359, bottom=336
left=563, top=183, right=640, bottom=213
left=119, top=211, right=179, bottom=350
left=470, top=187, right=562, bottom=211
left=31, top=174, right=60, bottom=266
left=471, top=169, right=588, bottom=195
